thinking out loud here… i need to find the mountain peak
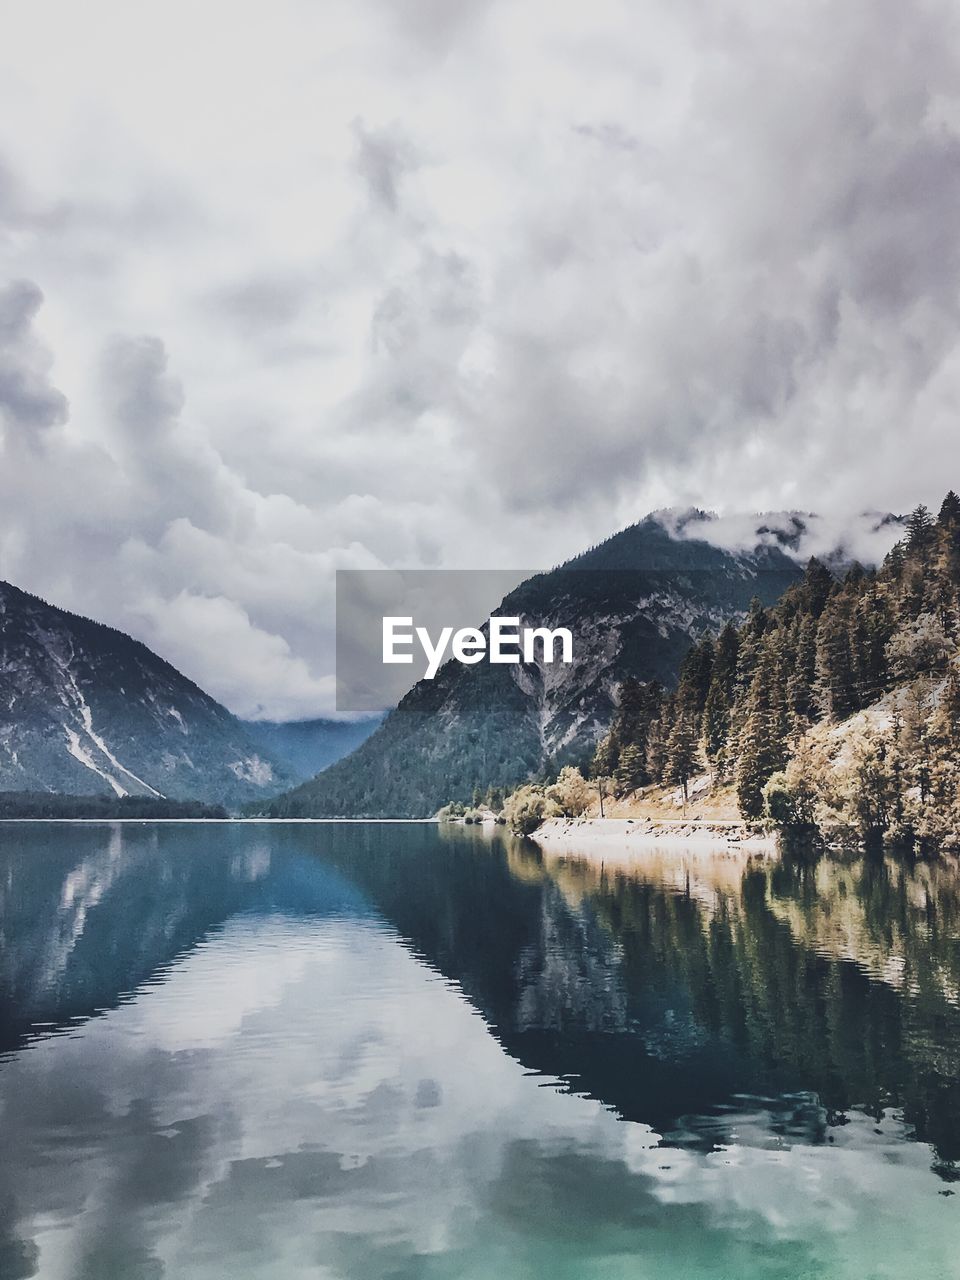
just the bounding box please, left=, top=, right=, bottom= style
left=0, top=580, right=293, bottom=807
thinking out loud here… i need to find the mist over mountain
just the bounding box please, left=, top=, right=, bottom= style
left=0, top=581, right=293, bottom=807
left=657, top=508, right=905, bottom=569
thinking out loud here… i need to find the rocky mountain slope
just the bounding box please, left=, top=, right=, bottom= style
left=263, top=513, right=807, bottom=818
left=0, top=581, right=292, bottom=807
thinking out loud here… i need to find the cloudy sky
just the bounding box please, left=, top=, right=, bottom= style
left=2, top=0, right=959, bottom=718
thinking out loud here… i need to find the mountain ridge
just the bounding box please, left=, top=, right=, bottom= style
left=0, top=579, right=293, bottom=807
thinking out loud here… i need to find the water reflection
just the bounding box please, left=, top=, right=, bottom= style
left=0, top=822, right=959, bottom=1278
left=538, top=839, right=960, bottom=1166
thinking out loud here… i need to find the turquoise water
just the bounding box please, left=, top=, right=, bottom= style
left=1, top=822, right=959, bottom=1278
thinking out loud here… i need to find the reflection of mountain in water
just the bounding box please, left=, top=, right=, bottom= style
left=0, top=823, right=371, bottom=1054
left=5, top=822, right=960, bottom=1170
left=313, top=826, right=960, bottom=1169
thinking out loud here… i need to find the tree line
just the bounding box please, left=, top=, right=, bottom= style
left=587, top=492, right=960, bottom=849
left=0, top=792, right=229, bottom=820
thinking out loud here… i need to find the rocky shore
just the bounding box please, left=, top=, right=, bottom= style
left=531, top=815, right=775, bottom=853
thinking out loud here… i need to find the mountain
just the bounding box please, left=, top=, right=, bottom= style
left=239, top=714, right=383, bottom=782
left=0, top=580, right=293, bottom=807
left=262, top=513, right=805, bottom=818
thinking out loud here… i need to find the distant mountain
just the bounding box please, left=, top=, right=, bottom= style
left=0, top=581, right=293, bottom=807
left=263, top=513, right=805, bottom=818
left=239, top=715, right=383, bottom=782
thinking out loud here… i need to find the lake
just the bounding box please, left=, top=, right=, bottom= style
left=1, top=821, right=959, bottom=1279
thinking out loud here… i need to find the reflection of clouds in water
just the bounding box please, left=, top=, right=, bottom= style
left=1, top=916, right=958, bottom=1279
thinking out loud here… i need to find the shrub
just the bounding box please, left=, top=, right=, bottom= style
left=503, top=784, right=547, bottom=836
left=436, top=801, right=466, bottom=822
left=545, top=766, right=591, bottom=817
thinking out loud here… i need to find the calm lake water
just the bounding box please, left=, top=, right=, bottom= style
left=1, top=822, right=960, bottom=1279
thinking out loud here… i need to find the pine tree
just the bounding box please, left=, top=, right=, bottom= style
left=594, top=677, right=665, bottom=783
left=613, top=677, right=647, bottom=746
left=734, top=628, right=763, bottom=705
left=786, top=614, right=817, bottom=723
left=666, top=715, right=699, bottom=802
left=645, top=705, right=669, bottom=783
left=592, top=735, right=616, bottom=778
left=938, top=490, right=960, bottom=531
left=906, top=503, right=934, bottom=556
left=615, top=743, right=646, bottom=795
left=745, top=597, right=768, bottom=639
left=677, top=637, right=715, bottom=721
left=937, top=669, right=960, bottom=734
left=931, top=507, right=960, bottom=633
left=712, top=622, right=740, bottom=698
left=799, top=558, right=836, bottom=619
left=701, top=679, right=730, bottom=774
left=850, top=588, right=892, bottom=707
left=898, top=561, right=928, bottom=620
left=815, top=599, right=857, bottom=720
left=883, top=540, right=906, bottom=581
left=735, top=651, right=788, bottom=818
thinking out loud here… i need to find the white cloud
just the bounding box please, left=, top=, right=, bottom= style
left=1, top=0, right=958, bottom=714
left=129, top=591, right=337, bottom=721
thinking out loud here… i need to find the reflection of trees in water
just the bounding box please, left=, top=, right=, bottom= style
left=540, top=842, right=960, bottom=1168
left=8, top=822, right=960, bottom=1172
left=768, top=850, right=960, bottom=1007
left=514, top=886, right=628, bottom=1034
left=267, top=825, right=960, bottom=1169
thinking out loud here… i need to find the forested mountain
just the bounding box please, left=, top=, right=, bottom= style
left=0, top=581, right=292, bottom=807
left=262, top=514, right=805, bottom=818
left=239, top=715, right=383, bottom=782
left=593, top=493, right=960, bottom=850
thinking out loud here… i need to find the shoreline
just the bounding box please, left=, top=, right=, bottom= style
left=0, top=817, right=441, bottom=825
left=531, top=815, right=776, bottom=853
